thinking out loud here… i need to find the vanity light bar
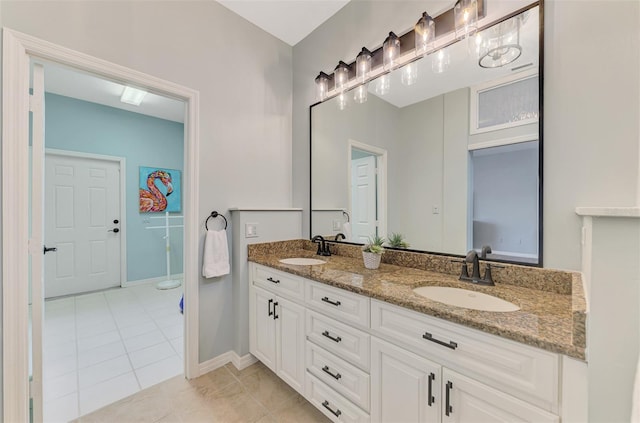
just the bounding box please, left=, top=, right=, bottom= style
left=314, top=0, right=486, bottom=99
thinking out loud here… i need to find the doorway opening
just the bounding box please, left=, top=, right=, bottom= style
left=347, top=140, right=387, bottom=244
left=3, top=29, right=200, bottom=423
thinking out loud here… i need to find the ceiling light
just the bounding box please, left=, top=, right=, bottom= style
left=315, top=71, right=330, bottom=101
left=334, top=61, right=350, bottom=93
left=374, top=74, right=391, bottom=96
left=401, top=62, right=418, bottom=86
left=478, top=14, right=523, bottom=68
left=432, top=49, right=450, bottom=74
left=353, top=84, right=368, bottom=104
left=356, top=47, right=372, bottom=83
left=383, top=32, right=401, bottom=71
left=454, top=0, right=478, bottom=40
left=120, top=86, right=147, bottom=106
left=415, top=12, right=435, bottom=57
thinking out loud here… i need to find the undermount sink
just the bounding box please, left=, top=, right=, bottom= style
left=413, top=286, right=520, bottom=312
left=279, top=258, right=327, bottom=266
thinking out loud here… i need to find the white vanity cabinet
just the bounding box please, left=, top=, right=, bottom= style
left=249, top=267, right=306, bottom=394
left=248, top=263, right=569, bottom=423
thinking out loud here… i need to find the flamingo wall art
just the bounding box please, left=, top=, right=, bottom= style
left=139, top=166, right=181, bottom=212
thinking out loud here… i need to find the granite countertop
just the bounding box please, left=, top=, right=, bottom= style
left=249, top=246, right=587, bottom=360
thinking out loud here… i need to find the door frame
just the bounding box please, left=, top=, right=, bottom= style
left=45, top=148, right=128, bottom=292
left=2, top=28, right=201, bottom=422
left=347, top=139, right=388, bottom=240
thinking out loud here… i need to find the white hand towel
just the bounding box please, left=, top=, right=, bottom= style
left=342, top=222, right=352, bottom=242
left=202, top=229, right=230, bottom=278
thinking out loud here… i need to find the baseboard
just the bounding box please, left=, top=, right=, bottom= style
left=231, top=352, right=258, bottom=371
left=123, top=273, right=184, bottom=288
left=198, top=351, right=258, bottom=376
left=199, top=351, right=234, bottom=375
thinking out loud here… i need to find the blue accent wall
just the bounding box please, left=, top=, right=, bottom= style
left=45, top=93, right=185, bottom=282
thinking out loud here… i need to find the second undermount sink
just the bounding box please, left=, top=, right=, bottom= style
left=413, top=286, right=520, bottom=312
left=279, top=257, right=327, bottom=266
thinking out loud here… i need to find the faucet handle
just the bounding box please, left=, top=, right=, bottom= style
left=450, top=259, right=469, bottom=279
left=482, top=263, right=504, bottom=285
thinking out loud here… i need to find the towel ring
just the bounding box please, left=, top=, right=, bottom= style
left=205, top=211, right=228, bottom=230
left=342, top=210, right=350, bottom=222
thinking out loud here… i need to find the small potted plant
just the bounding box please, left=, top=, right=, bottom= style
left=388, top=232, right=410, bottom=249
left=362, top=235, right=385, bottom=270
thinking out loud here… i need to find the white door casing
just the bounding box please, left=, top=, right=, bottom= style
left=3, top=28, right=200, bottom=423
left=351, top=155, right=377, bottom=244
left=30, top=62, right=46, bottom=423
left=44, top=152, right=122, bottom=298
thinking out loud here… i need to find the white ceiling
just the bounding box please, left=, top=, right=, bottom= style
left=216, top=0, right=350, bottom=46
left=43, top=64, right=186, bottom=123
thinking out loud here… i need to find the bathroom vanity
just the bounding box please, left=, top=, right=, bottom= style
left=247, top=240, right=586, bottom=423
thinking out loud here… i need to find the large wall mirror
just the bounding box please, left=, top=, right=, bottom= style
left=311, top=3, right=542, bottom=265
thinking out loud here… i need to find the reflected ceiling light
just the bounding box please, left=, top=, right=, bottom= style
left=432, top=49, right=450, bottom=74
left=120, top=86, right=147, bottom=106
left=334, top=61, right=350, bottom=93
left=374, top=74, right=391, bottom=96
left=415, top=12, right=435, bottom=57
left=401, top=62, right=418, bottom=86
left=478, top=14, right=523, bottom=68
left=353, top=84, right=368, bottom=104
left=315, top=71, right=330, bottom=101
left=454, top=0, right=478, bottom=40
left=356, top=47, right=372, bottom=83
left=337, top=91, right=349, bottom=110
left=383, top=32, right=401, bottom=71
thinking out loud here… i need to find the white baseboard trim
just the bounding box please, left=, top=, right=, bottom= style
left=199, top=351, right=234, bottom=375
left=231, top=352, right=258, bottom=371
left=123, top=273, right=184, bottom=288
left=198, top=351, right=258, bottom=376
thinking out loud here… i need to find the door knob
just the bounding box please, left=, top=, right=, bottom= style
left=43, top=246, right=57, bottom=254
left=108, top=228, right=120, bottom=233
left=113, top=219, right=119, bottom=224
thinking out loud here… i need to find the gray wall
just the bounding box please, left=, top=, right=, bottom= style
left=1, top=0, right=293, bottom=369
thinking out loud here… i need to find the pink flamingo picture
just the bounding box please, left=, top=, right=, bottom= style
left=139, top=169, right=174, bottom=212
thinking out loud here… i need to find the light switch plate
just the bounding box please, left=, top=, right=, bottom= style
left=333, top=220, right=342, bottom=230
left=245, top=223, right=258, bottom=238
left=432, top=206, right=440, bottom=214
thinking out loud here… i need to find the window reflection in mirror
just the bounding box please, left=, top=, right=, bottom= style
left=310, top=4, right=542, bottom=265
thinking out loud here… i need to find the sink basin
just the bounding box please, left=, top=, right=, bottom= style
left=279, top=258, right=327, bottom=266
left=413, top=286, right=520, bottom=312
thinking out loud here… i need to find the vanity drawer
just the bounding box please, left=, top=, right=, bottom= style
left=306, top=373, right=370, bottom=423
left=306, top=341, right=370, bottom=412
left=253, top=264, right=304, bottom=301
left=306, top=310, right=370, bottom=372
left=370, top=300, right=559, bottom=413
left=305, top=280, right=370, bottom=329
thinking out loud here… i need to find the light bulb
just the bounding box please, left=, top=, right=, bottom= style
left=334, top=61, right=350, bottom=93
left=314, top=72, right=330, bottom=102
left=383, top=32, right=401, bottom=71
left=454, top=0, right=478, bottom=40
left=415, top=12, right=435, bottom=57
left=356, top=47, right=372, bottom=83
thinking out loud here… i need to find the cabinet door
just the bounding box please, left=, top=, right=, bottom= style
left=250, top=286, right=277, bottom=371
left=371, top=337, right=441, bottom=423
left=442, top=369, right=559, bottom=423
left=275, top=296, right=305, bottom=394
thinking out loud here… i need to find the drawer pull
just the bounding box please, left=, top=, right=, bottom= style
left=423, top=332, right=458, bottom=350
left=273, top=302, right=279, bottom=320
left=322, top=330, right=342, bottom=343
left=321, top=296, right=341, bottom=306
left=268, top=298, right=273, bottom=316
left=267, top=277, right=280, bottom=284
left=322, top=400, right=342, bottom=418
left=445, top=381, right=453, bottom=416
left=427, top=372, right=435, bottom=406
left=322, top=365, right=342, bottom=380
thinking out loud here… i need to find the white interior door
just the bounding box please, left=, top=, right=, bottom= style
left=351, top=155, right=377, bottom=243
left=44, top=153, right=121, bottom=298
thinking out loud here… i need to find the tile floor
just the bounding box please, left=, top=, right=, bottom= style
left=43, top=283, right=184, bottom=422
left=75, top=361, right=330, bottom=423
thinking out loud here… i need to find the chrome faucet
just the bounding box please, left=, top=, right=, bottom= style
left=312, top=235, right=331, bottom=256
